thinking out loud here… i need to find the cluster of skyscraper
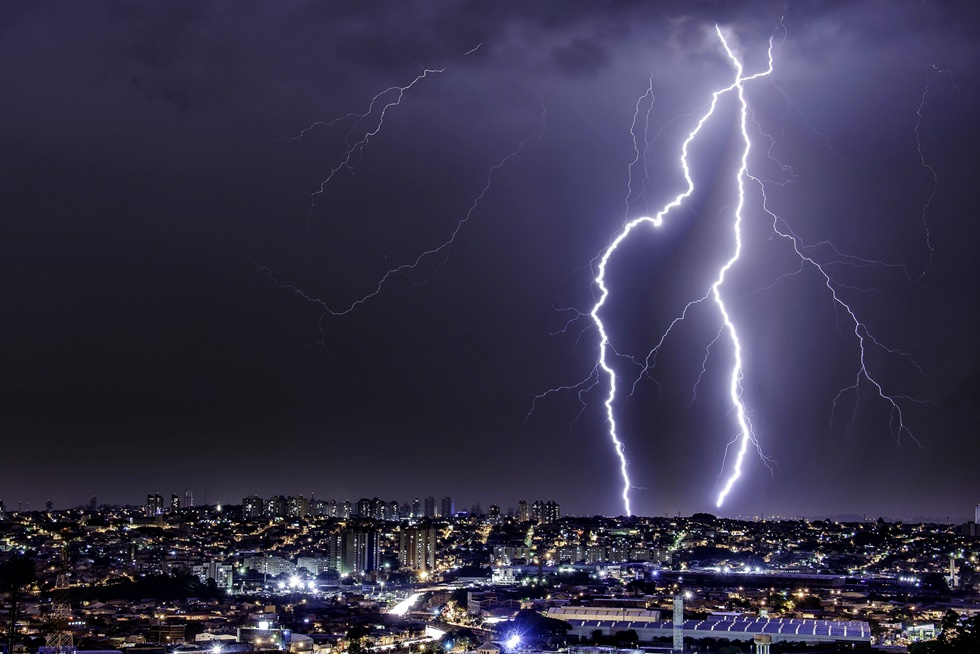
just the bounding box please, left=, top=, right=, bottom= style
left=514, top=499, right=562, bottom=524
left=140, top=492, right=562, bottom=524
left=236, top=525, right=436, bottom=578
left=144, top=490, right=193, bottom=516
left=239, top=495, right=456, bottom=520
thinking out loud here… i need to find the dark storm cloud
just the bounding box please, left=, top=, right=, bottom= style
left=1, top=0, right=979, bottom=518
left=550, top=38, right=609, bottom=76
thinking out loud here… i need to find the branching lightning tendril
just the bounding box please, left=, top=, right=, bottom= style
left=262, top=66, right=544, bottom=343
left=296, top=66, right=444, bottom=230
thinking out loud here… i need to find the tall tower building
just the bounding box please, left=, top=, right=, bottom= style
left=341, top=529, right=378, bottom=575
left=242, top=496, right=264, bottom=518
left=289, top=495, right=310, bottom=518
left=518, top=500, right=530, bottom=523
left=325, top=531, right=343, bottom=573
left=424, top=496, right=436, bottom=518
left=532, top=500, right=544, bottom=523
left=170, top=494, right=181, bottom=514
left=440, top=497, right=454, bottom=518
left=544, top=500, right=560, bottom=523
left=399, top=526, right=437, bottom=571
left=266, top=496, right=288, bottom=518
left=146, top=493, right=163, bottom=517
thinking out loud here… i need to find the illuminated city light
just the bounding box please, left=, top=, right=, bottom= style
left=389, top=593, right=423, bottom=617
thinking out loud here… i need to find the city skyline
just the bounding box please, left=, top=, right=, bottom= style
left=2, top=490, right=976, bottom=525
left=2, top=1, right=979, bottom=518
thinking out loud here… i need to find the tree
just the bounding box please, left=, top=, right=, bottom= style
left=909, top=610, right=980, bottom=654
left=347, top=626, right=371, bottom=641
left=499, top=610, right=571, bottom=640
left=0, top=554, right=37, bottom=654
left=795, top=595, right=822, bottom=611
left=613, top=630, right=639, bottom=647
left=347, top=625, right=372, bottom=654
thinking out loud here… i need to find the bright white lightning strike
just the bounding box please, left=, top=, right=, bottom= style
left=589, top=26, right=774, bottom=515
left=576, top=22, right=926, bottom=515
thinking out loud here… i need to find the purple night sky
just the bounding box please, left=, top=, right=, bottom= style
left=1, top=1, right=979, bottom=519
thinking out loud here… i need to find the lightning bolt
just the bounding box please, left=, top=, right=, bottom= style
left=581, top=26, right=775, bottom=515
left=708, top=28, right=775, bottom=508
left=540, top=20, right=927, bottom=515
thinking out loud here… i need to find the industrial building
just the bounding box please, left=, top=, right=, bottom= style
left=546, top=609, right=872, bottom=646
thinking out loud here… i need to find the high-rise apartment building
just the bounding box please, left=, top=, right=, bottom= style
left=518, top=499, right=530, bottom=523
left=440, top=496, right=454, bottom=518
left=341, top=529, right=379, bottom=575
left=544, top=500, right=561, bottom=523
left=532, top=500, right=544, bottom=522
left=424, top=496, right=436, bottom=518
left=288, top=495, right=309, bottom=518
left=146, top=493, right=164, bottom=517
left=325, top=531, right=343, bottom=573
left=243, top=495, right=264, bottom=519
left=399, top=526, right=437, bottom=571
left=266, top=496, right=288, bottom=518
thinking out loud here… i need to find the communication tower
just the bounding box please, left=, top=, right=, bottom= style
left=45, top=545, right=74, bottom=654
left=673, top=594, right=684, bottom=652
